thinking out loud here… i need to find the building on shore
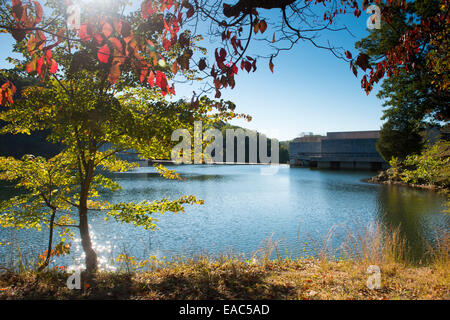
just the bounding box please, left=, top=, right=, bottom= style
left=289, top=131, right=388, bottom=170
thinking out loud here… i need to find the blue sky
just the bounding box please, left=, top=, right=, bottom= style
left=0, top=1, right=385, bottom=141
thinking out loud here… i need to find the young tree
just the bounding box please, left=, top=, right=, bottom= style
left=0, top=75, right=244, bottom=272
left=0, top=0, right=244, bottom=272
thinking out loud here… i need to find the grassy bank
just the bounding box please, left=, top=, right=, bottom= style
left=0, top=256, right=448, bottom=300
left=1, top=225, right=449, bottom=300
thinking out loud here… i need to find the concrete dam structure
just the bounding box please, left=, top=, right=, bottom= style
left=289, top=131, right=388, bottom=170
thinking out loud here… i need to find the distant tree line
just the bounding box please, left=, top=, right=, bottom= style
left=212, top=122, right=290, bottom=164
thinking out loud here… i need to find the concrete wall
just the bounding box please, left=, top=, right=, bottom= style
left=289, top=141, right=322, bottom=156
left=321, top=138, right=381, bottom=158
left=289, top=131, right=387, bottom=169
left=326, top=131, right=380, bottom=140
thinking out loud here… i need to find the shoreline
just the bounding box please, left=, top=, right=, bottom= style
left=363, top=170, right=445, bottom=191
left=0, top=257, right=448, bottom=300
left=363, top=177, right=442, bottom=191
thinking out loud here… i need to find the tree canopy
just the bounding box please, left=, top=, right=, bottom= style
left=356, top=0, right=448, bottom=161
left=1, top=0, right=447, bottom=104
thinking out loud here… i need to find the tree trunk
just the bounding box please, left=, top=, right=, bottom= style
left=79, top=171, right=98, bottom=273
left=37, top=208, right=56, bottom=272
left=79, top=204, right=97, bottom=273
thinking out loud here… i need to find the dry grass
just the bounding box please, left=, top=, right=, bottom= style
left=0, top=257, right=448, bottom=300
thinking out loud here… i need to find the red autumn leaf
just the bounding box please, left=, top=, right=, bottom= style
left=177, top=11, right=183, bottom=27
left=355, top=53, right=370, bottom=71
left=27, top=35, right=37, bottom=53
left=78, top=24, right=92, bottom=42
left=36, top=56, right=44, bottom=76
left=272, top=32, right=276, bottom=43
left=259, top=20, right=267, bottom=33
left=102, top=22, right=113, bottom=38
left=230, top=35, right=238, bottom=52
left=172, top=61, right=179, bottom=74
left=156, top=70, right=168, bottom=91
left=352, top=64, right=358, bottom=77
left=139, top=69, right=147, bottom=83
left=163, top=38, right=171, bottom=51
left=49, top=59, right=58, bottom=74
left=345, top=50, right=352, bottom=60
left=220, top=48, right=226, bottom=60
left=109, top=37, right=123, bottom=53
left=253, top=21, right=259, bottom=34
left=0, top=81, right=17, bottom=106
left=269, top=56, right=274, bottom=73
left=198, top=58, right=206, bottom=71
left=93, top=34, right=103, bottom=45
left=97, top=44, right=110, bottom=63
left=183, top=1, right=195, bottom=18
left=186, top=6, right=194, bottom=18
left=164, top=19, right=170, bottom=31
left=214, top=78, right=221, bottom=89
left=142, top=0, right=154, bottom=19
left=108, top=62, right=121, bottom=83
left=244, top=61, right=251, bottom=73
left=147, top=70, right=155, bottom=87
left=237, top=39, right=243, bottom=50
left=232, top=64, right=238, bottom=75
left=26, top=58, right=37, bottom=73
left=36, top=29, right=46, bottom=42
left=45, top=49, right=52, bottom=62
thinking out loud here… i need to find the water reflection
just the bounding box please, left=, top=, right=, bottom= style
left=375, top=185, right=448, bottom=262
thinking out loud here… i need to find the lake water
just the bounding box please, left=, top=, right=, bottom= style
left=0, top=165, right=448, bottom=270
